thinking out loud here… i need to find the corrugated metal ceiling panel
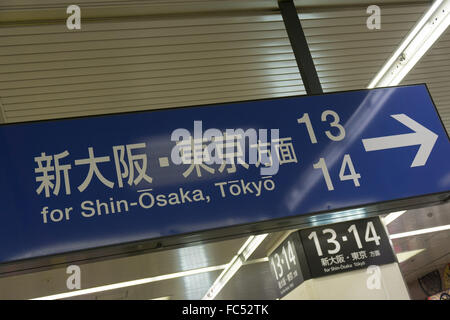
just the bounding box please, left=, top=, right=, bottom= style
left=401, top=28, right=450, bottom=134
left=0, top=0, right=425, bottom=21
left=0, top=4, right=428, bottom=123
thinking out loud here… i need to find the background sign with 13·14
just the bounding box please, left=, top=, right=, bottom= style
left=299, top=217, right=396, bottom=278
left=269, top=217, right=397, bottom=297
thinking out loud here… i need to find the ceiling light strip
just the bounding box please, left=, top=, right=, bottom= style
left=30, top=264, right=228, bottom=300
left=202, top=233, right=268, bottom=300
left=396, top=248, right=426, bottom=263
left=383, top=210, right=407, bottom=225
left=389, top=224, right=450, bottom=239
left=368, top=0, right=450, bottom=88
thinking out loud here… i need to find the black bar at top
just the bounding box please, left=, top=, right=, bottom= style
left=278, top=0, right=323, bottom=95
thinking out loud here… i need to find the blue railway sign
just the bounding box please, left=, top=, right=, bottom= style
left=0, top=84, right=449, bottom=267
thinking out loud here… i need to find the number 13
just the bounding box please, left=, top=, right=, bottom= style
left=308, top=229, right=341, bottom=257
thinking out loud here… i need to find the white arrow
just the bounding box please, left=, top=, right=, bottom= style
left=362, top=114, right=438, bottom=167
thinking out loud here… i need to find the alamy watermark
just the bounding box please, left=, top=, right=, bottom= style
left=367, top=5, right=381, bottom=30
left=66, top=5, right=81, bottom=30
left=66, top=265, right=81, bottom=290
left=170, top=121, right=294, bottom=176
left=366, top=265, right=382, bottom=290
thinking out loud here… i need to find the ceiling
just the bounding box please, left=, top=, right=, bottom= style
left=0, top=0, right=448, bottom=300
left=0, top=1, right=433, bottom=124
left=388, top=202, right=450, bottom=284
left=0, top=202, right=447, bottom=300
left=0, top=0, right=428, bottom=23
left=402, top=27, right=450, bottom=134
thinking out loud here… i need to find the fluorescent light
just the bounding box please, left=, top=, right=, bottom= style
left=389, top=224, right=450, bottom=239
left=201, top=255, right=242, bottom=300
left=237, top=236, right=256, bottom=255
left=368, top=0, right=450, bottom=88
left=202, top=233, right=268, bottom=300
left=244, top=257, right=269, bottom=265
left=30, top=264, right=227, bottom=300
left=241, top=234, right=268, bottom=260
left=396, top=248, right=426, bottom=263
left=150, top=296, right=171, bottom=300
left=383, top=210, right=407, bottom=225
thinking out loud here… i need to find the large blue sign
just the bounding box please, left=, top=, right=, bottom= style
left=0, top=84, right=449, bottom=265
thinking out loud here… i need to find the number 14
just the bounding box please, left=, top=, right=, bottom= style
left=313, top=154, right=361, bottom=191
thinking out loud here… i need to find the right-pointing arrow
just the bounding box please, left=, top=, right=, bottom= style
left=361, top=114, right=438, bottom=167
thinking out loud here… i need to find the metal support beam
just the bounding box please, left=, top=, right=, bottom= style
left=278, top=0, right=323, bottom=95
